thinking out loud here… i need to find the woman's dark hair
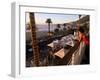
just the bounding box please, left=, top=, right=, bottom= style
left=79, top=27, right=84, bottom=33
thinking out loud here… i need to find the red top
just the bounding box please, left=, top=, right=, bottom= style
left=82, top=36, right=89, bottom=45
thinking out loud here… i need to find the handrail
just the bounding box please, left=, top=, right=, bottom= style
left=67, top=45, right=80, bottom=65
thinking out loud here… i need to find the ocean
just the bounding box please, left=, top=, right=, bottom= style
left=36, top=24, right=64, bottom=31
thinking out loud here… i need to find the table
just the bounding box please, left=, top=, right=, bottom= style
left=54, top=49, right=65, bottom=59
left=48, top=43, right=53, bottom=48
left=53, top=40, right=80, bottom=65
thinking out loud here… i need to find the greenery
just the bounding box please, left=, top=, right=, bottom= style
left=54, top=23, right=69, bottom=36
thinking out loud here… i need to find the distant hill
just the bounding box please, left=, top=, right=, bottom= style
left=77, top=15, right=89, bottom=24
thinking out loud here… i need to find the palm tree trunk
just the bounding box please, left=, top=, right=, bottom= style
left=48, top=23, right=50, bottom=36
left=78, top=15, right=81, bottom=29
left=29, top=13, right=40, bottom=66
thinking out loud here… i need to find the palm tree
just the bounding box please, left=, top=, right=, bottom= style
left=56, top=24, right=61, bottom=35
left=29, top=13, right=40, bottom=66
left=77, top=15, right=82, bottom=29
left=79, top=15, right=81, bottom=25
left=79, top=15, right=81, bottom=20
left=57, top=24, right=61, bottom=29
left=63, top=23, right=66, bottom=30
left=45, top=18, right=52, bottom=36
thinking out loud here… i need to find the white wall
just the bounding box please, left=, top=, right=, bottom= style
left=0, top=0, right=100, bottom=80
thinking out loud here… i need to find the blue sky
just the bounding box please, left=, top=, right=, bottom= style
left=26, top=12, right=84, bottom=24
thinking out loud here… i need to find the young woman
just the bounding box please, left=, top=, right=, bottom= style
left=78, top=27, right=90, bottom=64
left=78, top=27, right=89, bottom=45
